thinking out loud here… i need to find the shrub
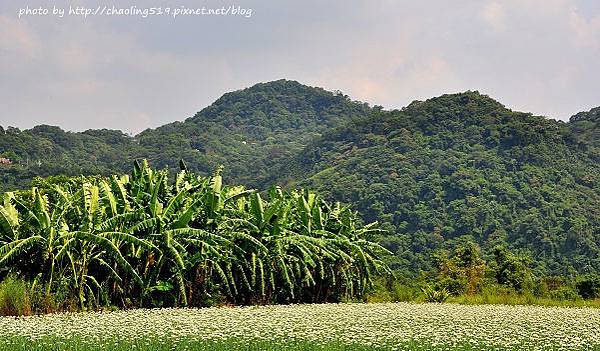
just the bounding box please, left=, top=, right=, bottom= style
left=437, top=277, right=467, bottom=296
left=576, top=275, right=600, bottom=299
left=366, top=277, right=421, bottom=303
left=434, top=242, right=486, bottom=296
left=549, top=287, right=580, bottom=301
left=489, top=245, right=533, bottom=292
left=422, top=285, right=450, bottom=303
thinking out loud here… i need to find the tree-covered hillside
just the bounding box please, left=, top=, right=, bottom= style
left=291, top=92, right=600, bottom=275
left=569, top=106, right=600, bottom=151
left=0, top=80, right=369, bottom=192
left=1, top=80, right=600, bottom=276
left=0, top=126, right=145, bottom=192
left=136, top=80, right=371, bottom=188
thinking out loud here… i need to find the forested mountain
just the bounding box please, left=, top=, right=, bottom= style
left=569, top=106, right=600, bottom=150
left=291, top=92, right=600, bottom=275
left=136, top=80, right=370, bottom=187
left=0, top=80, right=368, bottom=191
left=1, top=80, right=600, bottom=276
left=0, top=126, right=145, bottom=191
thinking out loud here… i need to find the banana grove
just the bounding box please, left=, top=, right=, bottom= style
left=0, top=160, right=390, bottom=310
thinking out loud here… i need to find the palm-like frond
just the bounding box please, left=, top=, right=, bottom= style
left=0, top=235, right=44, bottom=265
left=0, top=160, right=390, bottom=309
left=0, top=203, right=19, bottom=239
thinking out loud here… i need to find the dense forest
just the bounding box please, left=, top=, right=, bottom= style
left=293, top=92, right=600, bottom=276
left=0, top=81, right=370, bottom=191
left=2, top=80, right=600, bottom=277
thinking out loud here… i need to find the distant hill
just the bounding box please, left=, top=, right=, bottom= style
left=136, top=79, right=371, bottom=187
left=1, top=81, right=600, bottom=275
left=290, top=92, right=600, bottom=274
left=0, top=80, right=369, bottom=191
left=0, top=125, right=145, bottom=191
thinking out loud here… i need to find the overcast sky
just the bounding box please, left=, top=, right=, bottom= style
left=1, top=0, right=599, bottom=134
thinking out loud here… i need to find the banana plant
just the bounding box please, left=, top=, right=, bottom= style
left=0, top=160, right=391, bottom=310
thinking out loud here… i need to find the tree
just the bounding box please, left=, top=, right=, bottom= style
left=489, top=245, right=533, bottom=292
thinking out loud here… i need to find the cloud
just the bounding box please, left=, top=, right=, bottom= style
left=0, top=0, right=599, bottom=133
left=481, top=2, right=506, bottom=31
left=569, top=7, right=600, bottom=48
left=0, top=15, right=41, bottom=60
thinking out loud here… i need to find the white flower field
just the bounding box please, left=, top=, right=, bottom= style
left=1, top=302, right=599, bottom=350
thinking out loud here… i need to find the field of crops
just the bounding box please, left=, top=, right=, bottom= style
left=1, top=302, right=599, bottom=350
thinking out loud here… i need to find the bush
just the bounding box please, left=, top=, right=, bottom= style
left=576, top=275, right=600, bottom=299
left=437, top=277, right=467, bottom=296
left=421, top=285, right=450, bottom=303
left=433, top=242, right=486, bottom=296
left=549, top=287, right=580, bottom=301
left=0, top=276, right=32, bottom=316
left=489, top=246, right=533, bottom=292
left=366, top=277, right=421, bottom=303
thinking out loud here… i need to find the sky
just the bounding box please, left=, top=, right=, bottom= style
left=1, top=0, right=599, bottom=134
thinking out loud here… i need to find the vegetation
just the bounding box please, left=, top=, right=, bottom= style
left=0, top=126, right=145, bottom=193
left=2, top=79, right=600, bottom=283
left=292, top=92, right=600, bottom=277
left=136, top=80, right=371, bottom=188
left=0, top=275, right=31, bottom=316
left=3, top=80, right=600, bottom=350
left=0, top=80, right=369, bottom=193
left=0, top=161, right=389, bottom=313
left=363, top=240, right=600, bottom=308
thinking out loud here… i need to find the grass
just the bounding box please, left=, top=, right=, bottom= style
left=0, top=276, right=31, bottom=316
left=365, top=278, right=600, bottom=309
left=447, top=291, right=600, bottom=308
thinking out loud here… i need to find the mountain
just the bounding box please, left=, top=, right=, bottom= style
left=0, top=80, right=369, bottom=192
left=1, top=81, right=600, bottom=275
left=290, top=92, right=600, bottom=275
left=571, top=106, right=600, bottom=122
left=136, top=79, right=371, bottom=187
left=0, top=125, right=145, bottom=192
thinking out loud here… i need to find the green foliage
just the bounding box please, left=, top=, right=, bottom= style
left=137, top=80, right=371, bottom=189
left=576, top=275, right=600, bottom=299
left=2, top=80, right=600, bottom=279
left=429, top=244, right=534, bottom=299
left=365, top=276, right=421, bottom=303
left=421, top=284, right=450, bottom=303
left=548, top=286, right=580, bottom=301
left=0, top=161, right=390, bottom=313
left=434, top=241, right=486, bottom=295
left=489, top=245, right=533, bottom=292
left=0, top=126, right=144, bottom=194
left=292, top=90, right=600, bottom=276
left=412, top=243, right=600, bottom=305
